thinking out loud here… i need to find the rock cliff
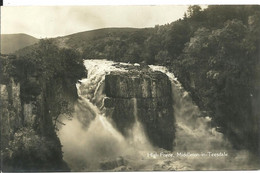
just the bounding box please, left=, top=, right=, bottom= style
left=1, top=79, right=22, bottom=151
left=104, top=69, right=175, bottom=150
left=0, top=56, right=70, bottom=171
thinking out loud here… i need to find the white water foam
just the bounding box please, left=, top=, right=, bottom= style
left=149, top=65, right=229, bottom=151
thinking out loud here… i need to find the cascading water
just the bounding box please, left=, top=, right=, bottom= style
left=128, top=98, right=152, bottom=149
left=58, top=60, right=154, bottom=171
left=149, top=65, right=229, bottom=151
left=58, top=59, right=256, bottom=171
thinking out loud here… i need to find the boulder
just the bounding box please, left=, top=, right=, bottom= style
left=100, top=156, right=127, bottom=170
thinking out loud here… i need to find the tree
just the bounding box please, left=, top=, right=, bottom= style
left=179, top=18, right=259, bottom=152
left=187, top=5, right=202, bottom=18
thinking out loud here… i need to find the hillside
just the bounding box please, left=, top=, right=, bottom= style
left=1, top=33, right=38, bottom=54
left=53, top=28, right=148, bottom=48
left=50, top=27, right=154, bottom=62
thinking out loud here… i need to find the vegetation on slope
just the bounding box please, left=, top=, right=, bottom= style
left=53, top=27, right=155, bottom=63
left=168, top=6, right=260, bottom=154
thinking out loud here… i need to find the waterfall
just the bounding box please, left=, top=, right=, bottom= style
left=58, top=60, right=256, bottom=171
left=129, top=98, right=152, bottom=149
left=149, top=65, right=229, bottom=151
left=58, top=60, right=154, bottom=171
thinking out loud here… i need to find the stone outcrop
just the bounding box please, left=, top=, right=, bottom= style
left=0, top=77, right=70, bottom=171
left=0, top=79, right=23, bottom=150
left=100, top=156, right=127, bottom=170
left=104, top=69, right=175, bottom=150
left=0, top=56, right=70, bottom=171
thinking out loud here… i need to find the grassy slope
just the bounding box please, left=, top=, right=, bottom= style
left=1, top=33, right=39, bottom=54
left=52, top=28, right=143, bottom=50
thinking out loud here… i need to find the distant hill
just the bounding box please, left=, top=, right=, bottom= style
left=16, top=27, right=154, bottom=63
left=1, top=34, right=38, bottom=54
left=51, top=27, right=153, bottom=52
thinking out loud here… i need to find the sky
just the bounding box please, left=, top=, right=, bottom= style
left=1, top=6, right=191, bottom=38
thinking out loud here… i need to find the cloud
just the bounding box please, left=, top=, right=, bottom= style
left=1, top=6, right=189, bottom=38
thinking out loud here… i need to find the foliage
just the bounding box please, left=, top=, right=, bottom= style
left=2, top=127, right=64, bottom=171
left=170, top=7, right=260, bottom=153
left=5, top=39, right=86, bottom=132
left=187, top=5, right=202, bottom=17
left=81, top=28, right=153, bottom=63
left=11, top=39, right=86, bottom=101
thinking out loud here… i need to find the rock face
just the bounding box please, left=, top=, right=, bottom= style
left=0, top=78, right=70, bottom=171
left=0, top=79, right=23, bottom=150
left=104, top=70, right=175, bottom=150
left=0, top=56, right=70, bottom=171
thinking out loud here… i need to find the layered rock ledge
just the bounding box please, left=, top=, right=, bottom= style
left=104, top=69, right=175, bottom=150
